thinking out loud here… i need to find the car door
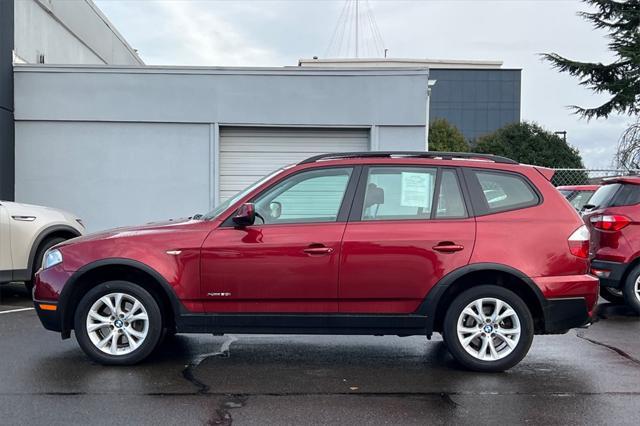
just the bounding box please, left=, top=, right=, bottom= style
left=0, top=203, right=13, bottom=280
left=339, top=166, right=476, bottom=313
left=201, top=166, right=359, bottom=313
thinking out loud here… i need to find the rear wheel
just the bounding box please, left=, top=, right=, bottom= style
left=74, top=281, right=162, bottom=365
left=25, top=237, right=66, bottom=294
left=622, top=266, right=640, bottom=314
left=599, top=286, right=625, bottom=305
left=443, top=285, right=534, bottom=372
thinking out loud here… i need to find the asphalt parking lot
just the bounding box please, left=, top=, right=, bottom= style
left=1, top=283, right=639, bottom=426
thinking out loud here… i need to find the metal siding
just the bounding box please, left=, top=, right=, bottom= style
left=15, top=121, right=210, bottom=231
left=219, top=127, right=369, bottom=200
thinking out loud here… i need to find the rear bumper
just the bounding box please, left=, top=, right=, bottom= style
left=533, top=274, right=599, bottom=333
left=590, top=259, right=628, bottom=288
left=543, top=298, right=591, bottom=333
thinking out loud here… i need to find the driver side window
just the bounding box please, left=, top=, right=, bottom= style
left=253, top=168, right=353, bottom=225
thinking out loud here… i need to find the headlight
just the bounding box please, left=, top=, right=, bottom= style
left=43, top=249, right=63, bottom=270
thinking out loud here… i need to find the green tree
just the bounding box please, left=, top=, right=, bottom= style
left=475, top=122, right=587, bottom=185
left=542, top=0, right=640, bottom=119
left=428, top=118, right=469, bottom=152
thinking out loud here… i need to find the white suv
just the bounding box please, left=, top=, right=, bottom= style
left=0, top=201, right=85, bottom=292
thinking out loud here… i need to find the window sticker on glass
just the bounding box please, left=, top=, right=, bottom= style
left=400, top=172, right=433, bottom=208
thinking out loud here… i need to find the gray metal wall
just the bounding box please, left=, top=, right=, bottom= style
left=14, top=66, right=428, bottom=230
left=430, top=69, right=521, bottom=141
left=0, top=0, right=14, bottom=200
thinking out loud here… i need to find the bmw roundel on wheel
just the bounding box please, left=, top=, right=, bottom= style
left=33, top=151, right=599, bottom=372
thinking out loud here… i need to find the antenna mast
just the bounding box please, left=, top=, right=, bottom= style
left=355, top=0, right=359, bottom=58
left=324, top=0, right=386, bottom=59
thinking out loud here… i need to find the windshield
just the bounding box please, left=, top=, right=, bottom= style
left=202, top=168, right=285, bottom=220
left=558, top=189, right=573, bottom=197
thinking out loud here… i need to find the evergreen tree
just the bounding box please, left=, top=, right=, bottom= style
left=542, top=0, right=640, bottom=119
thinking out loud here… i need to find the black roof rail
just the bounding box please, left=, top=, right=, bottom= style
left=298, top=151, right=518, bottom=165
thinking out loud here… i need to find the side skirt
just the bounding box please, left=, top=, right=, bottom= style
left=176, top=313, right=429, bottom=336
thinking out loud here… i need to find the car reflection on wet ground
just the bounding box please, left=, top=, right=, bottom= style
left=1, top=282, right=639, bottom=425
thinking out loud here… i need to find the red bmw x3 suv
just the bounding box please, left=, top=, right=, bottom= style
left=34, top=152, right=598, bottom=372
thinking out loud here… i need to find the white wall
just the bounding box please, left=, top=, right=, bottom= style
left=14, top=0, right=142, bottom=65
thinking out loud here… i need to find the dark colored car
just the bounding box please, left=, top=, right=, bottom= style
left=584, top=177, right=640, bottom=312
left=557, top=185, right=599, bottom=211
left=34, top=152, right=598, bottom=372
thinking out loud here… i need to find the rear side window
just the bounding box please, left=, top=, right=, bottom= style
left=611, top=184, right=640, bottom=207
left=361, top=167, right=437, bottom=220
left=588, top=183, right=621, bottom=209
left=473, top=170, right=539, bottom=214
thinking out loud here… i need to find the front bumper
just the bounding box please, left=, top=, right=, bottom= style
left=590, top=259, right=628, bottom=289
left=33, top=300, right=62, bottom=332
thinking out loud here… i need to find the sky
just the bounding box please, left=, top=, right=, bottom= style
left=94, top=0, right=635, bottom=169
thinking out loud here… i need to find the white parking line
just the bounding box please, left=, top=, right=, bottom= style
left=0, top=307, right=35, bottom=314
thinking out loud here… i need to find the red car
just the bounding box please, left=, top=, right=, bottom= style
left=34, top=152, right=598, bottom=372
left=584, top=176, right=640, bottom=312
left=557, top=185, right=599, bottom=211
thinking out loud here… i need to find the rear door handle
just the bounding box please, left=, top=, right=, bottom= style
left=303, top=246, right=334, bottom=255
left=433, top=242, right=464, bottom=253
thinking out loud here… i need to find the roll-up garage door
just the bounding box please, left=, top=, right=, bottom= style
left=219, top=127, right=370, bottom=201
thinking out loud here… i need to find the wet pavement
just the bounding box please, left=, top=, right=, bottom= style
left=1, top=282, right=639, bottom=425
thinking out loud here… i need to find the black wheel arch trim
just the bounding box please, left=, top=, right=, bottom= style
left=416, top=262, right=547, bottom=333
left=27, top=225, right=81, bottom=277
left=57, top=258, right=184, bottom=336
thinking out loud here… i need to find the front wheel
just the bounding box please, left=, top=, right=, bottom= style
left=442, top=285, right=534, bottom=372
left=74, top=281, right=162, bottom=365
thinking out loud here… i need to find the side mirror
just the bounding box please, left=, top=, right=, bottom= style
left=232, top=203, right=256, bottom=227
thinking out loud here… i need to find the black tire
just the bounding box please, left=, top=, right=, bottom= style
left=622, top=265, right=640, bottom=314
left=599, top=286, right=626, bottom=305
left=74, top=281, right=163, bottom=365
left=25, top=237, right=67, bottom=294
left=442, top=285, right=534, bottom=372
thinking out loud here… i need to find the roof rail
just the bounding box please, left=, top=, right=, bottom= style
left=298, top=151, right=518, bottom=165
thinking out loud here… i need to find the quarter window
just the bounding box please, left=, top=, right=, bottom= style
left=252, top=168, right=353, bottom=225
left=436, top=170, right=467, bottom=219
left=474, top=171, right=538, bottom=213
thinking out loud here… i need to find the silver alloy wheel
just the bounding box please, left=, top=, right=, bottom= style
left=457, top=297, right=521, bottom=361
left=635, top=276, right=640, bottom=303
left=86, top=292, right=149, bottom=356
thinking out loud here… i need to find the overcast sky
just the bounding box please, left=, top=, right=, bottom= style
left=95, top=0, right=634, bottom=169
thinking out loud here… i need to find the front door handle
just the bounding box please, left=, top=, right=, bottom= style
left=433, top=242, right=464, bottom=253
left=303, top=246, right=334, bottom=255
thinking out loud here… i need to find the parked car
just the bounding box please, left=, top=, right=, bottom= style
left=583, top=177, right=640, bottom=311
left=557, top=185, right=599, bottom=211
left=0, top=201, right=84, bottom=292
left=33, top=151, right=598, bottom=372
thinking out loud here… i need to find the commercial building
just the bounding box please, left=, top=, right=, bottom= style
left=1, top=0, right=143, bottom=202
left=2, top=1, right=522, bottom=232
left=299, top=58, right=522, bottom=141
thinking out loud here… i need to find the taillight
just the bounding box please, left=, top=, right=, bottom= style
left=589, top=214, right=631, bottom=231
left=568, top=225, right=590, bottom=258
